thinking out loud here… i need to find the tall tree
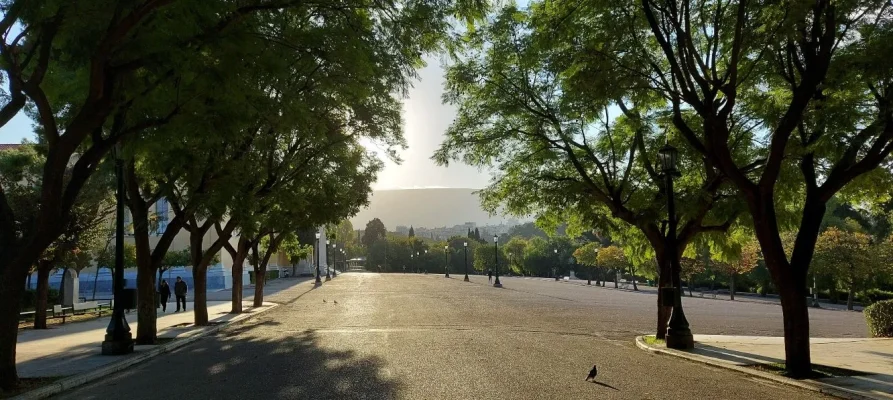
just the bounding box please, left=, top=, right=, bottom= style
left=408, top=226, right=415, bottom=238
left=435, top=6, right=742, bottom=339
left=573, top=242, right=602, bottom=285
left=543, top=0, right=893, bottom=376
left=363, top=219, right=388, bottom=249
left=815, top=226, right=874, bottom=310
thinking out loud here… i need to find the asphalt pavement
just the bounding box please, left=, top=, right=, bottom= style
left=56, top=273, right=861, bottom=399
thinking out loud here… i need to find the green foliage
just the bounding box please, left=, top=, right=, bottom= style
left=473, top=244, right=507, bottom=273
left=93, top=243, right=137, bottom=270
left=160, top=249, right=191, bottom=269
left=864, top=300, right=893, bottom=338
left=363, top=218, right=388, bottom=248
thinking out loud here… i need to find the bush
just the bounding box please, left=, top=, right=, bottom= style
left=864, top=300, right=893, bottom=337
left=19, top=289, right=61, bottom=311
left=857, top=289, right=893, bottom=306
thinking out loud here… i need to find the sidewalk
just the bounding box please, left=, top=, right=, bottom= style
left=16, top=301, right=275, bottom=378
left=636, top=334, right=893, bottom=400
left=549, top=277, right=864, bottom=311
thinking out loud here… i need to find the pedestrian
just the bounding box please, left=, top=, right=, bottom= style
left=487, top=268, right=492, bottom=283
left=158, top=280, right=171, bottom=312
left=174, top=276, right=188, bottom=312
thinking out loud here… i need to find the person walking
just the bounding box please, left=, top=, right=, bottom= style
left=174, top=276, right=188, bottom=312
left=487, top=269, right=493, bottom=283
left=158, top=280, right=171, bottom=312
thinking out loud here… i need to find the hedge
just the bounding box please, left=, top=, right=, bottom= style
left=864, top=300, right=893, bottom=338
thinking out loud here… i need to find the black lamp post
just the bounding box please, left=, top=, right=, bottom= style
left=444, top=245, right=450, bottom=278
left=493, top=235, right=502, bottom=287
left=102, top=144, right=133, bottom=355
left=659, top=141, right=694, bottom=350
left=463, top=242, right=470, bottom=282
left=424, top=249, right=428, bottom=274
left=315, top=232, right=322, bottom=285
left=554, top=249, right=559, bottom=281
left=325, top=239, right=331, bottom=281
left=332, top=243, right=338, bottom=278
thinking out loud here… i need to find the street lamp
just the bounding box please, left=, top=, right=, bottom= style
left=554, top=249, right=559, bottom=281
left=463, top=242, right=470, bottom=282
left=102, top=143, right=133, bottom=355
left=493, top=235, right=502, bottom=287
left=325, top=239, right=331, bottom=281
left=659, top=141, right=694, bottom=350
left=424, top=249, right=428, bottom=274
left=332, top=243, right=338, bottom=278
left=315, top=232, right=322, bottom=285
left=444, top=245, right=450, bottom=278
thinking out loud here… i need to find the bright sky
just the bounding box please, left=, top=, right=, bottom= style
left=0, top=56, right=491, bottom=191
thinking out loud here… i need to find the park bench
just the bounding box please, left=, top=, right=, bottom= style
left=73, top=301, right=111, bottom=316
left=51, top=305, right=72, bottom=323
left=694, top=288, right=717, bottom=298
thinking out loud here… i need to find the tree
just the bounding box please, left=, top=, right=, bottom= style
left=573, top=242, right=601, bottom=285
left=504, top=237, right=528, bottom=275
left=815, top=227, right=874, bottom=310
left=158, top=249, right=190, bottom=291
left=714, top=240, right=761, bottom=301
left=541, top=0, right=893, bottom=377
left=363, top=219, right=388, bottom=249
left=680, top=257, right=706, bottom=297
left=435, top=5, right=742, bottom=340
left=598, top=246, right=627, bottom=289
left=408, top=226, right=415, bottom=238
left=473, top=244, right=507, bottom=273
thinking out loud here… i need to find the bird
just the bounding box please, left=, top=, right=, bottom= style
left=323, top=299, right=327, bottom=303
left=333, top=300, right=338, bottom=305
left=585, top=365, right=598, bottom=381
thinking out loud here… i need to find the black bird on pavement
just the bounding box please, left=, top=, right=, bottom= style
left=585, top=365, right=598, bottom=381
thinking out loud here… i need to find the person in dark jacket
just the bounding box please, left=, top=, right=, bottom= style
left=487, top=269, right=493, bottom=283
left=174, top=277, right=188, bottom=312
left=158, top=280, right=171, bottom=312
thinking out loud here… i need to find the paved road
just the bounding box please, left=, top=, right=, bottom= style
left=57, top=273, right=860, bottom=399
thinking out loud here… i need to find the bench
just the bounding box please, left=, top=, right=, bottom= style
left=51, top=305, right=72, bottom=323
left=73, top=301, right=111, bottom=316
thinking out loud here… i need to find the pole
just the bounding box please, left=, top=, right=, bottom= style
left=493, top=238, right=502, bottom=287
left=102, top=145, right=133, bottom=355
left=332, top=244, right=338, bottom=278
left=463, top=244, right=469, bottom=282
left=665, top=172, right=693, bottom=349
left=315, top=236, right=322, bottom=285
left=445, top=247, right=449, bottom=278
left=325, top=241, right=331, bottom=281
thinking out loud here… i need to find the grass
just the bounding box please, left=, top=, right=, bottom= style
left=642, top=335, right=665, bottom=346
left=0, top=377, right=62, bottom=399
left=746, top=363, right=869, bottom=379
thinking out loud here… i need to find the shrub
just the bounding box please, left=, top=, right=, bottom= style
left=864, top=300, right=893, bottom=337
left=857, top=289, right=893, bottom=306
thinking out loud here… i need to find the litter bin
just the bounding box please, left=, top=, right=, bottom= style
left=119, top=288, right=137, bottom=310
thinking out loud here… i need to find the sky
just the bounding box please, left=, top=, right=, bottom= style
left=0, top=56, right=492, bottom=191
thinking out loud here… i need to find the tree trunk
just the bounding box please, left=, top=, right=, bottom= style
left=847, top=268, right=855, bottom=311
left=27, top=272, right=32, bottom=290
left=0, top=265, right=27, bottom=391
left=229, top=240, right=248, bottom=314
left=630, top=267, right=638, bottom=291
left=730, top=273, right=736, bottom=301
left=613, top=270, right=618, bottom=288
left=191, top=230, right=209, bottom=326
left=779, top=275, right=811, bottom=377
left=34, top=262, right=51, bottom=329
left=254, top=265, right=265, bottom=307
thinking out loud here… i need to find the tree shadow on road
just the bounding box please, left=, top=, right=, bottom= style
left=56, top=324, right=403, bottom=400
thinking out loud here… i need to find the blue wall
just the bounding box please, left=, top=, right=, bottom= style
left=26, top=265, right=230, bottom=299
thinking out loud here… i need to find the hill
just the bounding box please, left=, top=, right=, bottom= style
left=348, top=188, right=517, bottom=230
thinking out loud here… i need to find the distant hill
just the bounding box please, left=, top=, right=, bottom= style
left=349, top=188, right=519, bottom=230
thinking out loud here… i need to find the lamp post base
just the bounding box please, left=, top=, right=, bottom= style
left=445, top=274, right=450, bottom=278
left=101, top=334, right=134, bottom=355
left=315, top=277, right=322, bottom=285
left=463, top=275, right=470, bottom=282
left=665, top=328, right=694, bottom=349
left=493, top=282, right=503, bottom=288
left=325, top=274, right=331, bottom=281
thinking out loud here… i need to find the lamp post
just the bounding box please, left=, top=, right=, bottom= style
left=659, top=141, right=694, bottom=350
left=493, top=235, right=502, bottom=287
left=463, top=242, right=470, bottom=282
left=444, top=245, right=450, bottom=278
left=332, top=243, right=338, bottom=278
left=325, top=240, right=331, bottom=281
left=424, top=249, right=428, bottom=274
left=102, top=143, right=133, bottom=355
left=811, top=274, right=821, bottom=308
left=554, top=249, right=559, bottom=281
left=315, top=232, right=322, bottom=285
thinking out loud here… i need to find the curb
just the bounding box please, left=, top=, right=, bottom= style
left=13, top=303, right=280, bottom=400
left=634, top=336, right=877, bottom=400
